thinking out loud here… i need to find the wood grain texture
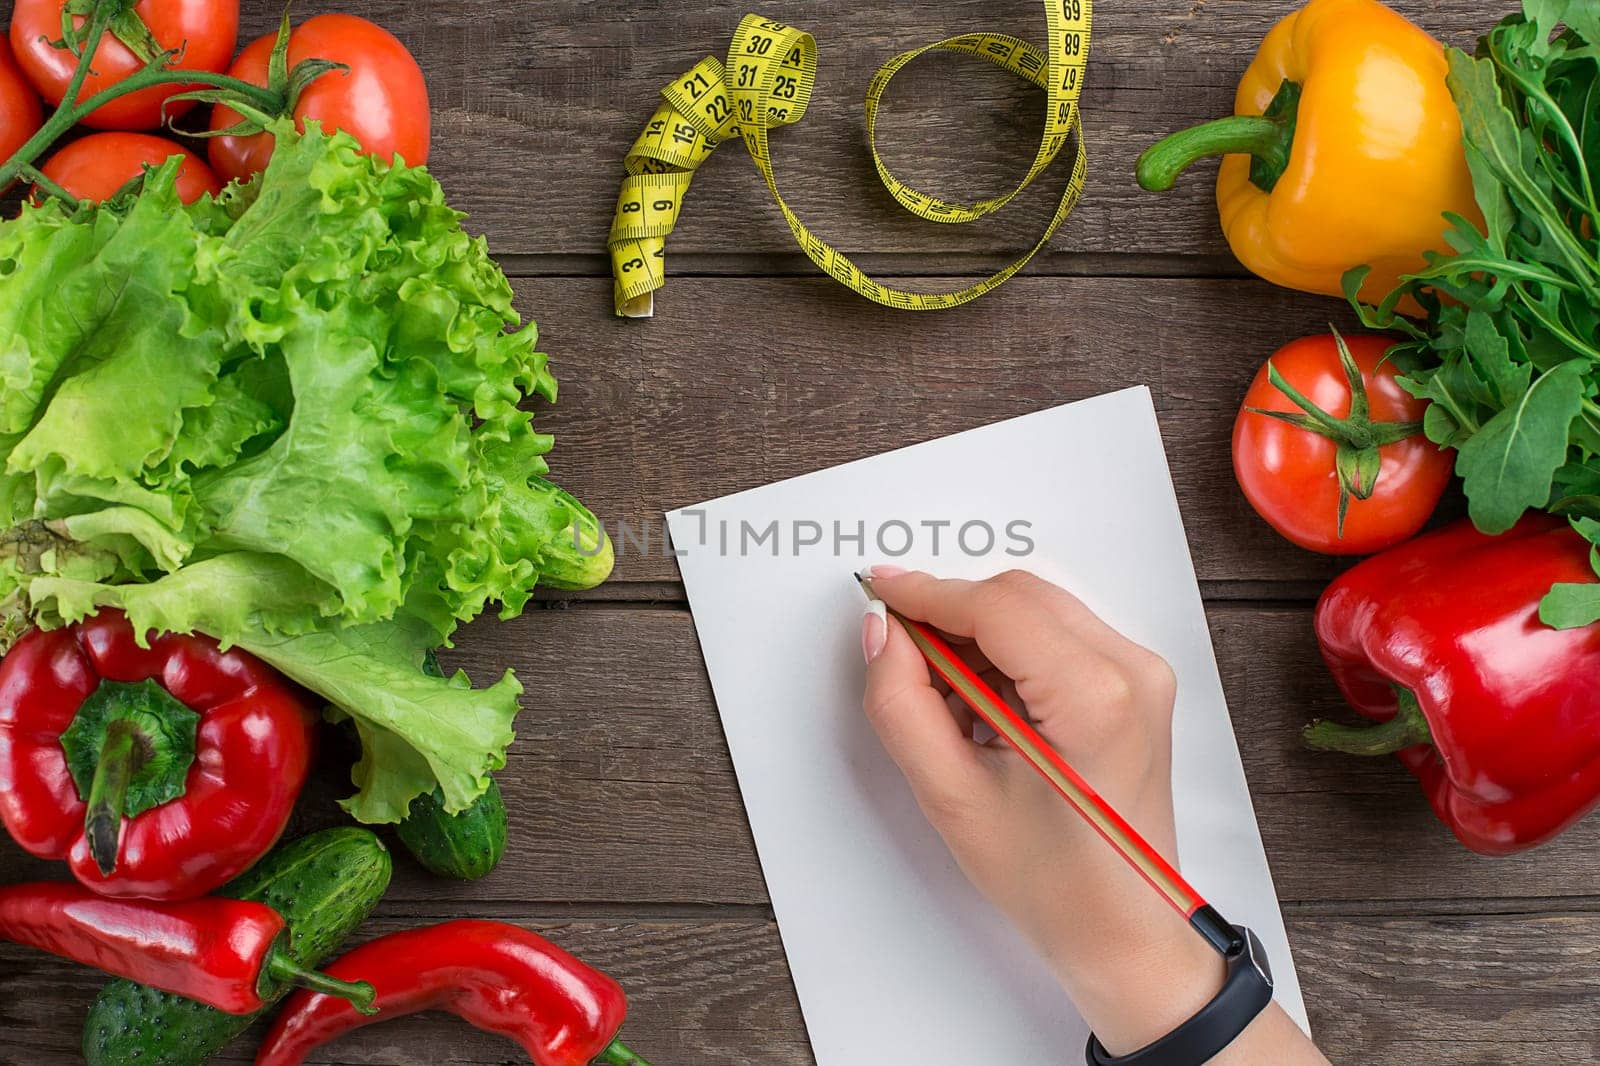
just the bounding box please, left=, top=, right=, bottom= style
left=0, top=0, right=1579, bottom=1061
left=0, top=915, right=811, bottom=1065
left=13, top=606, right=1589, bottom=907
left=225, top=0, right=1514, bottom=265
left=4, top=911, right=1598, bottom=1065
left=518, top=275, right=1464, bottom=587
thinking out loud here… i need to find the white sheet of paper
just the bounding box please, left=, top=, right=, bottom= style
left=666, top=386, right=1306, bottom=1063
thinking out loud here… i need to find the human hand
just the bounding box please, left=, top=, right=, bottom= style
left=858, top=567, right=1324, bottom=1062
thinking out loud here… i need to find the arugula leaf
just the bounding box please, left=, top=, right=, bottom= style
left=1351, top=3, right=1600, bottom=626
left=1542, top=519, right=1600, bottom=627
left=1458, top=360, right=1585, bottom=533
left=1539, top=581, right=1600, bottom=627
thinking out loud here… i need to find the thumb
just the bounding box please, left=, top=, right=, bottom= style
left=862, top=606, right=989, bottom=821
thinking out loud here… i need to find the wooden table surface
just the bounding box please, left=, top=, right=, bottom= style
left=7, top=1, right=1597, bottom=1063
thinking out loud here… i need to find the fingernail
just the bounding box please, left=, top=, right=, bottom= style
left=865, top=564, right=908, bottom=580
left=861, top=600, right=888, bottom=664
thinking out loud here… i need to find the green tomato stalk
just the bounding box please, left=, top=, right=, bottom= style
left=0, top=0, right=339, bottom=194
left=1244, top=326, right=1423, bottom=538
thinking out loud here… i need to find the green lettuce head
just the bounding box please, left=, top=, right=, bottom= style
left=0, top=122, right=612, bottom=821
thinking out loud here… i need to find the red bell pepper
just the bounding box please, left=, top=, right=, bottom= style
left=1306, top=515, right=1600, bottom=854
left=0, top=881, right=374, bottom=1013
left=254, top=919, right=652, bottom=1066
left=0, top=610, right=316, bottom=899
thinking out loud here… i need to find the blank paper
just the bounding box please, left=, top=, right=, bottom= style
left=667, top=386, right=1306, bottom=1063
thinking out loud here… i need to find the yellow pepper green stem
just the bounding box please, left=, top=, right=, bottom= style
left=1138, top=81, right=1300, bottom=194
left=1135, top=0, right=1482, bottom=309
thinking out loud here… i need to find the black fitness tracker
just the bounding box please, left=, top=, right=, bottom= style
left=1085, top=924, right=1274, bottom=1066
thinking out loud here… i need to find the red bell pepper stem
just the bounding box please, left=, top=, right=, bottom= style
left=1311, top=515, right=1600, bottom=855
left=1304, top=687, right=1432, bottom=756
left=83, top=717, right=147, bottom=875
left=0, top=613, right=319, bottom=900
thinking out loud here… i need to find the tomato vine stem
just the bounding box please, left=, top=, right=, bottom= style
left=17, top=165, right=78, bottom=206
left=0, top=0, right=288, bottom=192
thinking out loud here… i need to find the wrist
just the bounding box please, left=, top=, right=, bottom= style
left=1049, top=909, right=1227, bottom=1055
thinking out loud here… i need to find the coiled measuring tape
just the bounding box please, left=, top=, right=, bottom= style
left=608, top=4, right=1093, bottom=317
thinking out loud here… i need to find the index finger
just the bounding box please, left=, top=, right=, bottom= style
left=868, top=568, right=1110, bottom=701
left=872, top=567, right=1129, bottom=651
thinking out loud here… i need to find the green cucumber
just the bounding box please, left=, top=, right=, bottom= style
left=397, top=649, right=508, bottom=879
left=396, top=777, right=508, bottom=879
left=82, top=827, right=392, bottom=1066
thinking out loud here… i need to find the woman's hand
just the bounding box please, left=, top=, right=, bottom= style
left=859, top=566, right=1327, bottom=1063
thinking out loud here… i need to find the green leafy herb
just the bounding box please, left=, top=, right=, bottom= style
left=1457, top=358, right=1585, bottom=533
left=0, top=123, right=612, bottom=819
left=1348, top=0, right=1600, bottom=625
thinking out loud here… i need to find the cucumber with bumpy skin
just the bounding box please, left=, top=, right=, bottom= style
left=526, top=475, right=615, bottom=590
left=397, top=650, right=509, bottom=879
left=396, top=777, right=508, bottom=879
left=81, top=827, right=392, bottom=1066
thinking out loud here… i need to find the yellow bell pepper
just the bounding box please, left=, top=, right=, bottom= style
left=1136, top=0, right=1482, bottom=308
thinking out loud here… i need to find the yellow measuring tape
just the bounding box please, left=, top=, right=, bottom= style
left=608, top=4, right=1093, bottom=317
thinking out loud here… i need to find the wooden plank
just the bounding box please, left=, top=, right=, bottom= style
left=520, top=275, right=1460, bottom=587
left=5, top=910, right=1598, bottom=1064
left=1293, top=913, right=1600, bottom=1062
left=1211, top=607, right=1600, bottom=905
left=224, top=0, right=1512, bottom=264
left=11, top=604, right=1576, bottom=905
left=0, top=915, right=811, bottom=1065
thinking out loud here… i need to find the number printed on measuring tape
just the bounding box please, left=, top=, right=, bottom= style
left=606, top=3, right=1092, bottom=317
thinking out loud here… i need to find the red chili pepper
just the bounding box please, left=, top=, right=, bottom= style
left=0, top=610, right=317, bottom=899
left=1306, top=515, right=1600, bottom=854
left=254, top=920, right=653, bottom=1066
left=0, top=881, right=374, bottom=1014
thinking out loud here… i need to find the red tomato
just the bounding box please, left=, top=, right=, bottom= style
left=1232, top=333, right=1453, bottom=555
left=208, top=15, right=429, bottom=184
left=10, top=0, right=238, bottom=130
left=39, top=132, right=220, bottom=204
left=0, top=37, right=43, bottom=189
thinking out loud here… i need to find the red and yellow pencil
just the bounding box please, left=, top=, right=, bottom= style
left=856, top=572, right=1241, bottom=957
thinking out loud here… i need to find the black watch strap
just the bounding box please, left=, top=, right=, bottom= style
left=1085, top=925, right=1274, bottom=1066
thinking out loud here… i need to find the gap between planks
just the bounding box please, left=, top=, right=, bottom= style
left=344, top=895, right=1600, bottom=923
left=529, top=582, right=1325, bottom=608
left=494, top=250, right=1251, bottom=280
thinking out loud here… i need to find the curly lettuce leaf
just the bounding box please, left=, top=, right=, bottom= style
left=5, top=194, right=225, bottom=482
left=248, top=627, right=520, bottom=824
left=29, top=554, right=519, bottom=820
left=193, top=307, right=469, bottom=622
left=0, top=123, right=611, bottom=818
left=158, top=371, right=281, bottom=478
